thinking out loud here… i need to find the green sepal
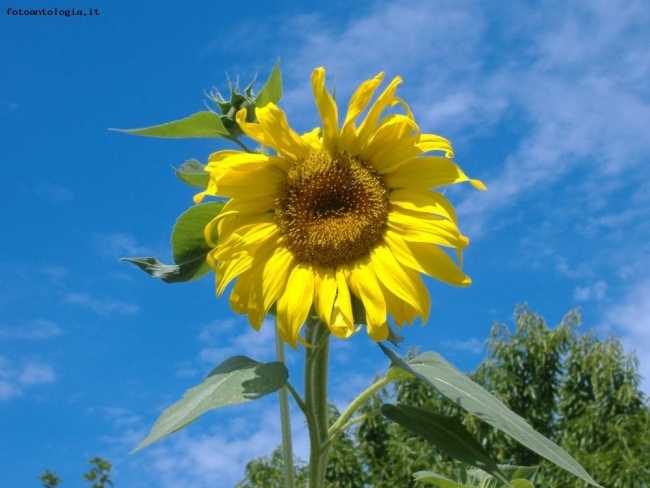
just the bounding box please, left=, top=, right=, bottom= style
left=133, top=356, right=289, bottom=452
left=121, top=256, right=207, bottom=283
left=382, top=404, right=511, bottom=487
left=412, top=472, right=474, bottom=488
left=174, top=159, right=210, bottom=189
left=113, top=111, right=230, bottom=139
left=121, top=202, right=224, bottom=283
left=255, top=61, right=282, bottom=108
left=378, top=344, right=603, bottom=488
left=414, top=466, right=537, bottom=488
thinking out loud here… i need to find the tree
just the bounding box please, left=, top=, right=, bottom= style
left=38, top=457, right=113, bottom=488
left=237, top=306, right=650, bottom=487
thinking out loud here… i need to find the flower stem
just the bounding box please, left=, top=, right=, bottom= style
left=304, top=317, right=331, bottom=488
left=326, top=374, right=393, bottom=447
left=275, top=324, right=296, bottom=488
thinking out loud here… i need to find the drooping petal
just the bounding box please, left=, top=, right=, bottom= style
left=370, top=243, right=427, bottom=319
left=385, top=230, right=471, bottom=287
left=328, top=269, right=355, bottom=338
left=276, top=264, right=315, bottom=349
left=313, top=267, right=337, bottom=326
left=311, top=67, right=339, bottom=151
left=262, top=244, right=296, bottom=311
left=347, top=260, right=387, bottom=333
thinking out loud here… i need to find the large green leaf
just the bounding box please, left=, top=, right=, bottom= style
left=255, top=61, right=282, bottom=108
left=382, top=404, right=510, bottom=487
left=113, top=111, right=230, bottom=138
left=133, top=356, right=289, bottom=452
left=122, top=202, right=223, bottom=283
left=171, top=202, right=222, bottom=263
left=174, top=159, right=210, bottom=189
left=378, top=344, right=603, bottom=488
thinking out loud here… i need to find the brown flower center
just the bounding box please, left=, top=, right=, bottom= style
left=275, top=149, right=389, bottom=268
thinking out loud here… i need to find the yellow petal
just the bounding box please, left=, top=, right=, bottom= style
left=378, top=278, right=419, bottom=328
left=385, top=231, right=471, bottom=287
left=328, top=269, right=354, bottom=338
left=262, top=245, right=296, bottom=311
left=347, top=260, right=387, bottom=333
left=359, top=115, right=420, bottom=174
left=340, top=72, right=384, bottom=150
left=217, top=164, right=285, bottom=199
left=249, top=105, right=312, bottom=161
left=311, top=68, right=339, bottom=151
left=388, top=210, right=469, bottom=248
left=352, top=76, right=402, bottom=154
left=277, top=264, right=314, bottom=349
left=313, top=267, right=337, bottom=326
left=301, top=127, right=323, bottom=149
left=230, top=267, right=254, bottom=314
left=385, top=156, right=486, bottom=190
left=389, top=189, right=457, bottom=223
left=370, top=243, right=426, bottom=318
left=217, top=251, right=254, bottom=295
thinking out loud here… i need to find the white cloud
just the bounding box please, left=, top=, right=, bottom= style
left=442, top=338, right=484, bottom=355
left=34, top=183, right=74, bottom=202
left=0, top=357, right=56, bottom=401
left=105, top=400, right=309, bottom=488
left=0, top=319, right=63, bottom=340
left=573, top=280, right=608, bottom=302
left=61, top=292, right=140, bottom=315
left=195, top=318, right=279, bottom=368
left=96, top=233, right=154, bottom=259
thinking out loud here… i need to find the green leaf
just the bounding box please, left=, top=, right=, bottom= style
left=113, top=111, right=230, bottom=138
left=378, top=344, right=603, bottom=488
left=133, top=356, right=289, bottom=452
left=171, top=202, right=223, bottom=264
left=175, top=159, right=210, bottom=189
left=382, top=404, right=511, bottom=487
left=413, top=472, right=474, bottom=488
left=255, top=61, right=282, bottom=108
left=122, top=202, right=223, bottom=283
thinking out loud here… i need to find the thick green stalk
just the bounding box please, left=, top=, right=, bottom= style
left=304, top=317, right=331, bottom=488
left=275, top=324, right=296, bottom=488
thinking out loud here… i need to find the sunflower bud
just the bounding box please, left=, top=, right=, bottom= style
left=206, top=62, right=282, bottom=139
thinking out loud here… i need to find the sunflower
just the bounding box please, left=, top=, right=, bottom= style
left=195, top=67, right=485, bottom=348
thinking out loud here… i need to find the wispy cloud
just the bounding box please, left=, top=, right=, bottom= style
left=0, top=319, right=63, bottom=340
left=442, top=338, right=485, bottom=355
left=102, top=399, right=308, bottom=488
left=573, top=280, right=608, bottom=302
left=61, top=293, right=140, bottom=315
left=34, top=183, right=74, bottom=202
left=0, top=357, right=56, bottom=402
left=96, top=233, right=154, bottom=259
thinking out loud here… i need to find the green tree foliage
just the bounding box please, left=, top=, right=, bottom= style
left=38, top=457, right=113, bottom=488
left=238, top=306, right=650, bottom=487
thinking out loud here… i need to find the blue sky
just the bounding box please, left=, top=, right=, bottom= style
left=2, top=0, right=650, bottom=486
